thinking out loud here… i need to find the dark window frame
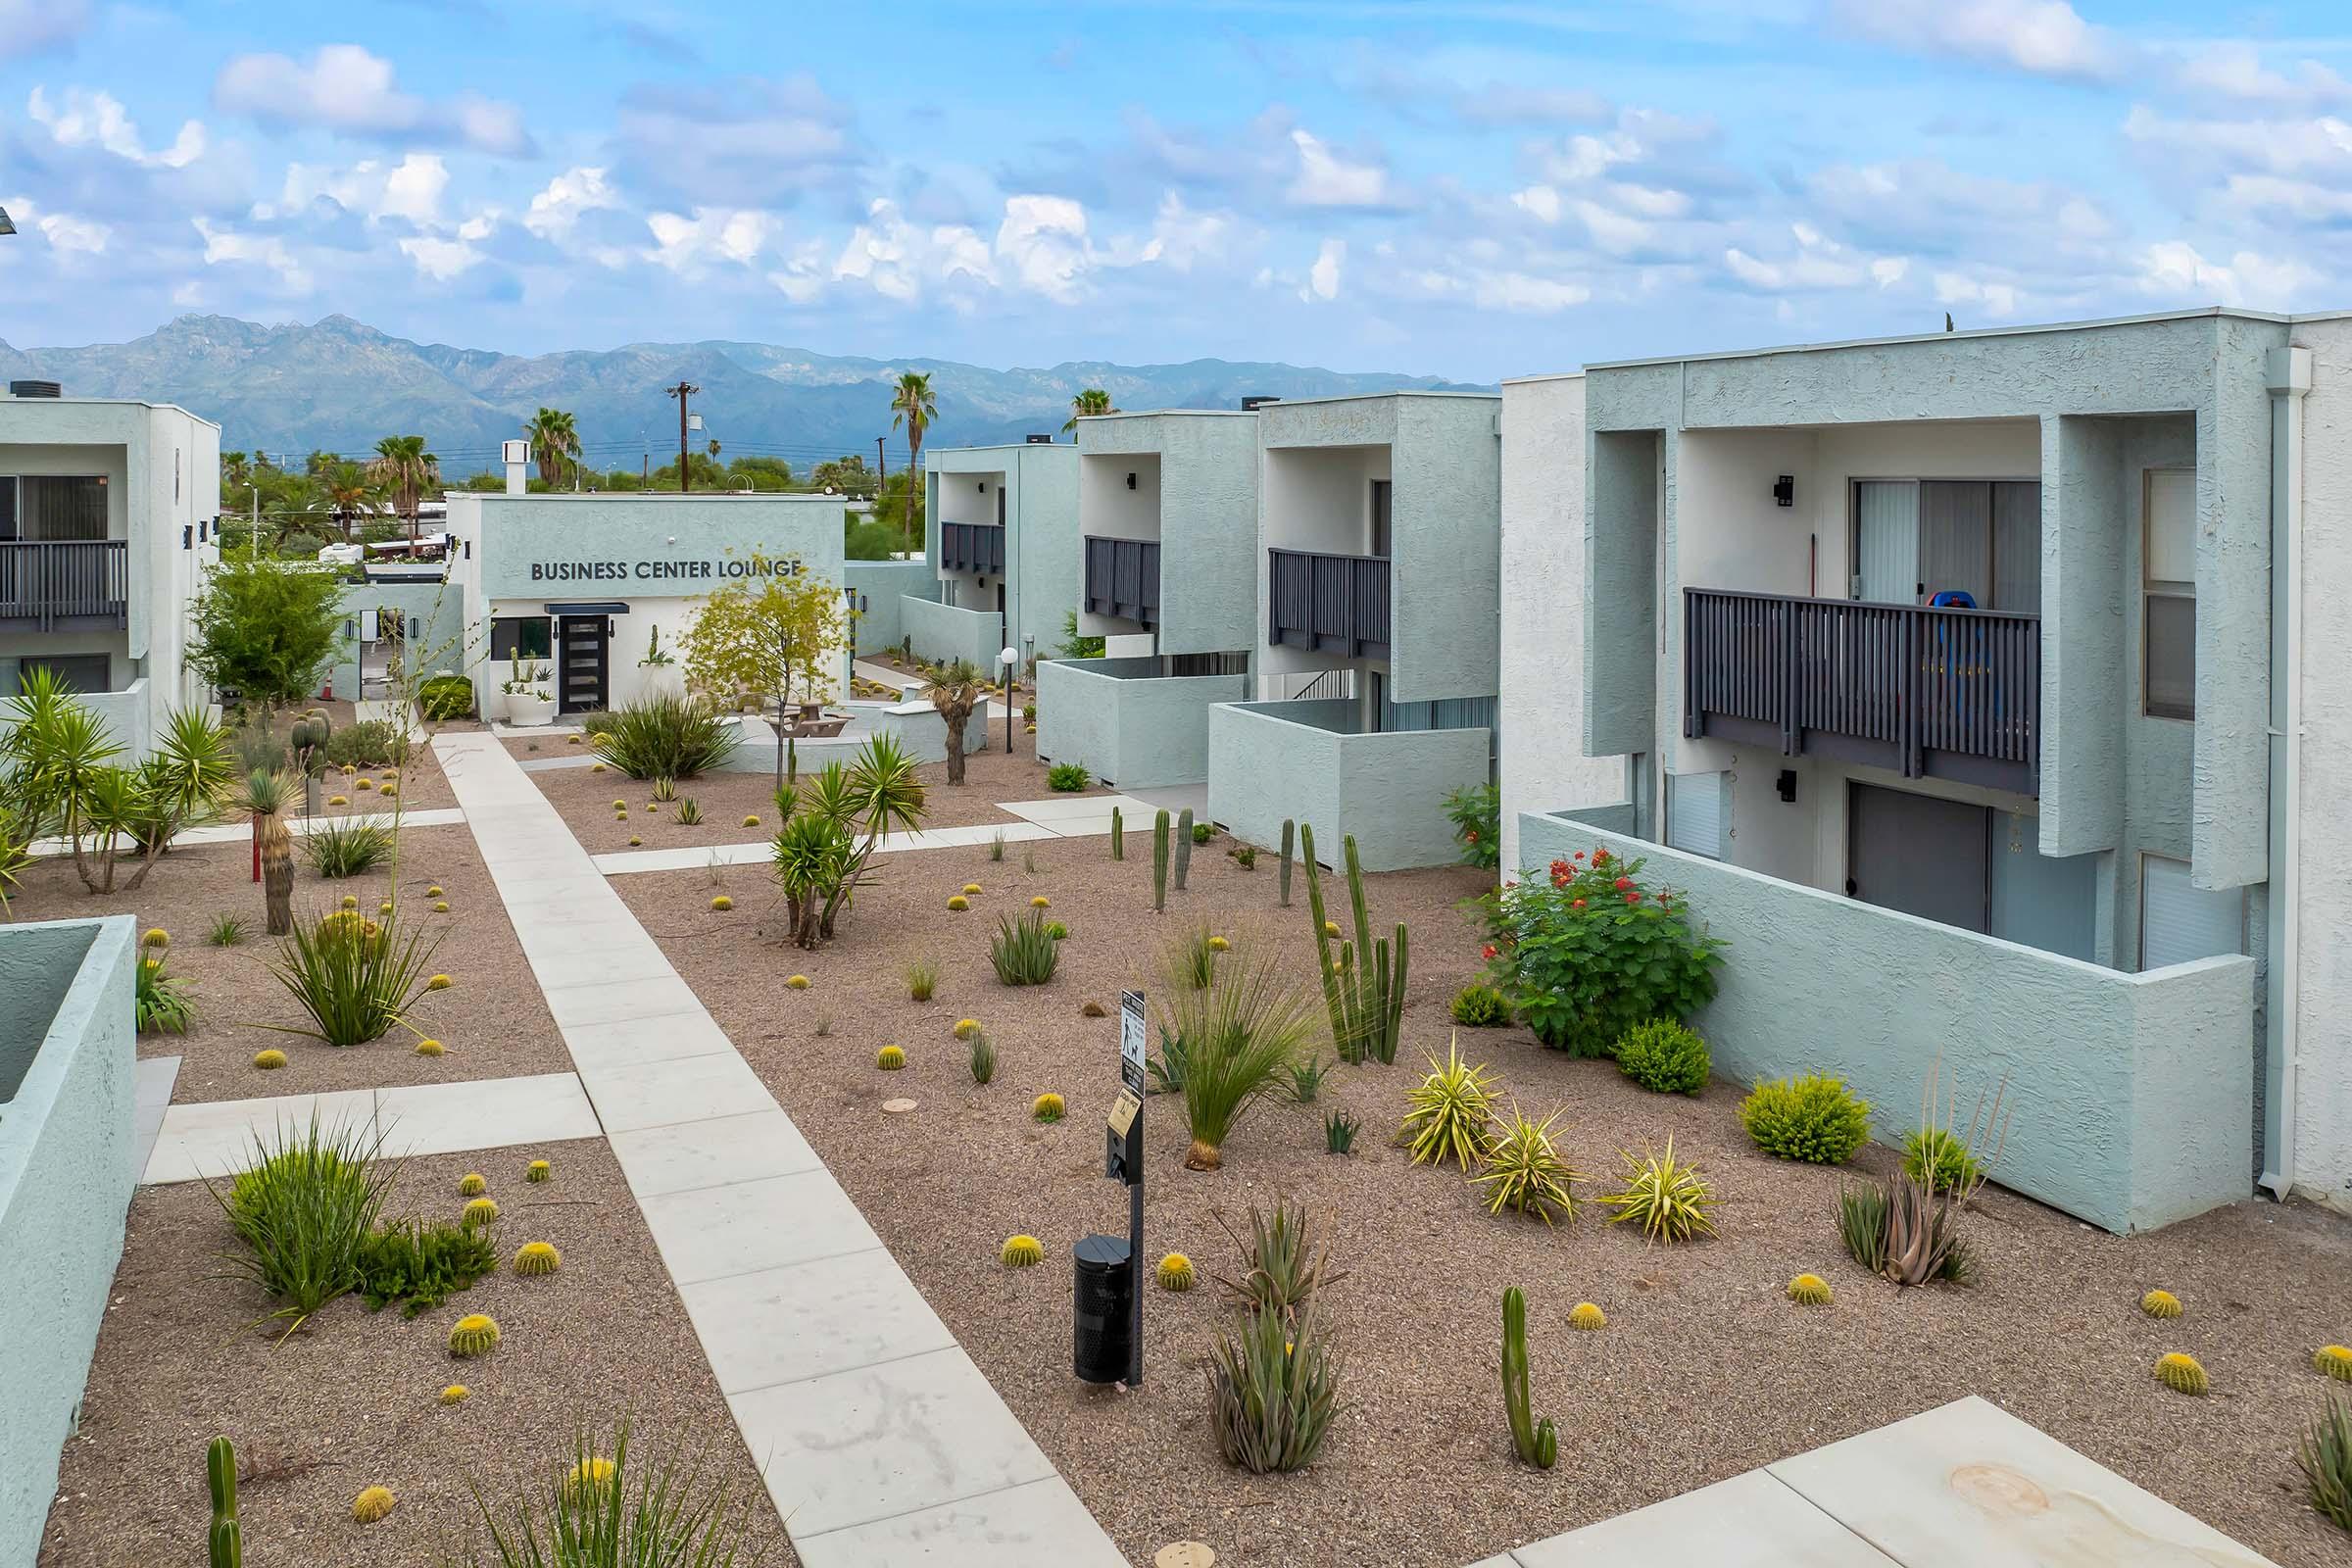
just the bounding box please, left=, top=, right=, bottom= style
left=489, top=614, right=554, bottom=662
left=2142, top=468, right=2196, bottom=722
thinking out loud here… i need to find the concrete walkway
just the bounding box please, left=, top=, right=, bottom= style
left=432, top=730, right=1127, bottom=1567
left=28, top=807, right=466, bottom=859
left=592, top=793, right=1158, bottom=876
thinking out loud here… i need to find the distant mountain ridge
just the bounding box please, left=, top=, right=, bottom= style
left=0, top=315, right=1491, bottom=472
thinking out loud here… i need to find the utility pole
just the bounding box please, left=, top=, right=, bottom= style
left=665, top=381, right=700, bottom=493
left=875, top=435, right=886, bottom=495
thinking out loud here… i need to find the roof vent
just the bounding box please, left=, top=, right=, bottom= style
left=8, top=379, right=62, bottom=399
left=1240, top=395, right=1279, bottom=411
left=1024, top=432, right=1054, bottom=444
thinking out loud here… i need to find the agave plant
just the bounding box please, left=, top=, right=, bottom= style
left=1601, top=1139, right=1717, bottom=1244
left=1471, top=1104, right=1581, bottom=1226
left=1211, top=1200, right=1347, bottom=1316
left=1399, top=1034, right=1497, bottom=1171
left=1207, top=1301, right=1343, bottom=1475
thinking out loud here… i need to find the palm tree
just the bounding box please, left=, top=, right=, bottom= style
left=925, top=659, right=984, bottom=786
left=524, top=408, right=580, bottom=490
left=889, top=371, right=938, bottom=552
left=323, top=465, right=376, bottom=543
left=1063, top=387, right=1115, bottom=431
left=222, top=451, right=252, bottom=492
left=368, top=435, right=439, bottom=540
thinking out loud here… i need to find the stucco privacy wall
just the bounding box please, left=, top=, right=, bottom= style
left=329, top=579, right=470, bottom=703
left=1077, top=413, right=1260, bottom=657
left=1520, top=812, right=2254, bottom=1232
left=1499, top=374, right=1619, bottom=872
left=1583, top=311, right=2284, bottom=893
left=0, top=915, right=135, bottom=1568
left=1210, top=699, right=1489, bottom=871
left=843, top=560, right=937, bottom=657
left=900, top=595, right=1003, bottom=672
left=1035, top=657, right=1247, bottom=787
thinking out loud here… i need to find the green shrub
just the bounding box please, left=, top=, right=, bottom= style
left=212, top=1116, right=396, bottom=1333
left=1615, top=1019, right=1710, bottom=1096
left=1740, top=1075, right=1873, bottom=1164
left=1177, top=924, right=1218, bottom=990
left=1208, top=1301, right=1341, bottom=1474
left=135, top=947, right=195, bottom=1035
left=301, top=815, right=395, bottom=878
left=578, top=710, right=617, bottom=737
left=1191, top=820, right=1211, bottom=845
left=207, top=913, right=249, bottom=948
left=417, top=676, right=473, bottom=720
left=1478, top=847, right=1720, bottom=1056
left=1449, top=984, right=1511, bottom=1028
left=1444, top=782, right=1500, bottom=871
left=357, top=1217, right=498, bottom=1317
left=321, top=720, right=409, bottom=768
left=2300, top=1396, right=2352, bottom=1534
left=1903, top=1126, right=1981, bottom=1191
left=989, top=911, right=1061, bottom=987
left=594, top=696, right=739, bottom=780
left=267, top=908, right=443, bottom=1048
left=1047, top=761, right=1091, bottom=792
left=454, top=1421, right=769, bottom=1567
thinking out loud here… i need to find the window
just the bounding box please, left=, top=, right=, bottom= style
left=2139, top=853, right=2241, bottom=970
left=2143, top=469, right=2195, bottom=720
left=0, top=477, right=16, bottom=540
left=1665, top=772, right=1725, bottom=859
left=1370, top=479, right=1393, bottom=558
left=19, top=655, right=110, bottom=694
left=21, top=476, right=107, bottom=541
left=489, top=615, right=552, bottom=662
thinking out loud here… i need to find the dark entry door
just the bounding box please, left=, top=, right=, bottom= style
left=558, top=616, right=608, bottom=713
left=1847, top=782, right=1989, bottom=934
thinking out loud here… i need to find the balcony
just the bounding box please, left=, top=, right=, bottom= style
left=0, top=541, right=130, bottom=632
left=940, top=521, right=1004, bottom=576
left=1684, top=588, right=2039, bottom=795
left=1267, top=548, right=1390, bottom=660
left=1082, top=535, right=1160, bottom=629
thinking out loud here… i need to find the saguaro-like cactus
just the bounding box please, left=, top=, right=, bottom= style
left=1501, top=1289, right=1558, bottom=1469
left=1300, top=824, right=1408, bottom=1064
left=1279, top=818, right=1295, bottom=907
left=289, top=710, right=332, bottom=817
left=1110, top=806, right=1124, bottom=860
left=1152, top=809, right=1170, bottom=912
left=208, top=1436, right=243, bottom=1568
left=1174, top=808, right=1194, bottom=890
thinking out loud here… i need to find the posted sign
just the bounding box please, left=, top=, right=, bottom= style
left=1119, top=990, right=1147, bottom=1095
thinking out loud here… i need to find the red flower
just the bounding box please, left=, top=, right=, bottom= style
left=1464, top=829, right=1479, bottom=842
left=1613, top=876, right=1633, bottom=892
left=1593, top=848, right=1611, bottom=864
left=1572, top=851, right=1585, bottom=861
left=1481, top=944, right=1497, bottom=960
left=1571, top=898, right=1586, bottom=908
left=1625, top=891, right=1642, bottom=905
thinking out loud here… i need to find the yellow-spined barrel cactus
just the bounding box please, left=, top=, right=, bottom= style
left=787, top=974, right=810, bottom=990
left=1207, top=935, right=1230, bottom=953
left=1569, top=1301, right=1607, bottom=1331
left=433, top=901, right=451, bottom=913
left=1002, top=1235, right=1045, bottom=1268
left=352, top=1486, right=396, bottom=1524
left=514, top=1241, right=561, bottom=1277
left=356, top=778, right=374, bottom=792
left=526, top=1159, right=552, bottom=1184
left=340, top=895, right=360, bottom=910
left=462, top=1197, right=499, bottom=1227
left=2316, top=1345, right=2352, bottom=1381
left=948, top=895, right=970, bottom=911
left=1157, top=1253, right=1197, bottom=1292
left=612, top=799, right=627, bottom=810
left=328, top=795, right=349, bottom=806
left=590, top=761, right=606, bottom=772
left=1031, top=896, right=1051, bottom=908
left=2141, top=1288, right=2182, bottom=1319
left=710, top=896, right=733, bottom=911
left=415, top=1038, right=445, bottom=1056
left=742, top=814, right=760, bottom=828
left=378, top=901, right=395, bottom=915
left=1323, top=920, right=1341, bottom=937
left=448, top=1313, right=501, bottom=1357
left=1033, top=1093, right=1065, bottom=1122
left=426, top=974, right=452, bottom=992
left=628, top=837, right=642, bottom=846
left=459, top=1172, right=486, bottom=1197
left=253, top=1049, right=287, bottom=1070
left=426, top=885, right=444, bottom=898
left=142, top=927, right=170, bottom=949
left=564, top=1457, right=615, bottom=1503
left=1788, top=1273, right=1834, bottom=1306
left=962, top=883, right=983, bottom=895
left=438, top=1385, right=469, bottom=1405
left=877, top=1045, right=906, bottom=1070
left=954, top=1019, right=981, bottom=1040
left=2154, top=1351, right=2209, bottom=1395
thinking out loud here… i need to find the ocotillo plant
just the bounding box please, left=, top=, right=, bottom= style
left=1278, top=818, right=1295, bottom=906
left=1501, top=1288, right=1558, bottom=1469
left=1174, top=808, right=1194, bottom=890
left=1152, top=808, right=1170, bottom=912
left=1110, top=806, right=1124, bottom=860
left=1299, top=824, right=1408, bottom=1064
left=208, top=1435, right=243, bottom=1568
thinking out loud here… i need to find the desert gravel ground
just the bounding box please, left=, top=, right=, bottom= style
left=617, top=798, right=2352, bottom=1568
left=40, top=1140, right=796, bottom=1568
left=7, top=825, right=570, bottom=1103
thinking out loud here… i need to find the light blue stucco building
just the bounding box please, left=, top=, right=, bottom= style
left=905, top=439, right=1080, bottom=674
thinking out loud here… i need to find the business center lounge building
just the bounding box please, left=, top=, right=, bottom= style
left=438, top=492, right=852, bottom=719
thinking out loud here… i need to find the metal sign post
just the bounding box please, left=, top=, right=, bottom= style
left=1116, top=989, right=1147, bottom=1386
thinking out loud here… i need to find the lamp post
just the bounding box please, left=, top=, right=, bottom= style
left=1000, top=645, right=1018, bottom=755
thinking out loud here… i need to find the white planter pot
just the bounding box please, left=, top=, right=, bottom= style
left=505, top=690, right=557, bottom=727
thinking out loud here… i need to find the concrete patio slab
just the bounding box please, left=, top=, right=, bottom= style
left=522, top=940, right=677, bottom=992
left=540, top=973, right=710, bottom=1030
left=371, top=1073, right=601, bottom=1160
left=607, top=1108, right=823, bottom=1200
left=793, top=1477, right=1130, bottom=1568
left=561, top=1010, right=740, bottom=1071
left=1510, top=1470, right=1899, bottom=1568
left=576, top=1050, right=771, bottom=1135
left=592, top=818, right=1063, bottom=875
left=638, top=1168, right=883, bottom=1286
left=725, top=1348, right=1059, bottom=1539
left=681, top=1249, right=956, bottom=1395
left=997, top=792, right=1156, bottom=824
left=141, top=1085, right=380, bottom=1184
left=517, top=754, right=603, bottom=772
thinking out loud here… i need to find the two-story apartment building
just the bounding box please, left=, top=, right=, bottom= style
left=1505, top=308, right=2352, bottom=1232
left=903, top=438, right=1079, bottom=672
left=0, top=384, right=219, bottom=756
left=1032, top=409, right=1258, bottom=788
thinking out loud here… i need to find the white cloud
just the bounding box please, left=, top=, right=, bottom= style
left=0, top=0, right=89, bottom=61
left=2171, top=45, right=2352, bottom=111
left=831, top=199, right=993, bottom=302
left=2133, top=242, right=2319, bottom=309
left=27, top=87, right=206, bottom=169
left=1933, top=270, right=2018, bottom=318
left=1287, top=129, right=1394, bottom=209
left=192, top=218, right=310, bottom=291
left=397, top=234, right=483, bottom=281
left=1473, top=270, right=1590, bottom=313
left=1456, top=84, right=1612, bottom=127
left=271, top=153, right=450, bottom=224
left=4, top=199, right=113, bottom=256
left=214, top=45, right=532, bottom=156
left=995, top=194, right=1093, bottom=302
left=1724, top=222, right=1905, bottom=292
left=2122, top=105, right=2352, bottom=180
left=1303, top=238, right=1345, bottom=302
left=645, top=209, right=779, bottom=273
left=1826, top=0, right=2125, bottom=82
left=524, top=167, right=621, bottom=240
left=615, top=75, right=860, bottom=208
left=1136, top=192, right=1233, bottom=270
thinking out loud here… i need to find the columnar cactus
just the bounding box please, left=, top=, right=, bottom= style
left=1299, top=824, right=1408, bottom=1064
left=289, top=710, right=331, bottom=816
left=1501, top=1288, right=1558, bottom=1469
left=1152, top=809, right=1170, bottom=912
left=208, top=1437, right=241, bottom=1568
left=1111, top=806, right=1124, bottom=860
left=1279, top=818, right=1295, bottom=906
left=1174, top=808, right=1194, bottom=890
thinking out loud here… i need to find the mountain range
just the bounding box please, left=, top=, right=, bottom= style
left=0, top=315, right=1489, bottom=474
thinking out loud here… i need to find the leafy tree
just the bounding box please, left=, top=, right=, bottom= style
left=368, top=435, right=439, bottom=540
left=1063, top=386, right=1116, bottom=430
left=187, top=557, right=349, bottom=717
left=524, top=407, right=580, bottom=489
left=222, top=451, right=253, bottom=492
left=926, top=659, right=985, bottom=786
left=679, top=554, right=855, bottom=789
left=728, top=455, right=794, bottom=491
left=845, top=516, right=901, bottom=561
left=889, top=371, right=937, bottom=551
left=1055, top=608, right=1105, bottom=660
left=811, top=455, right=872, bottom=496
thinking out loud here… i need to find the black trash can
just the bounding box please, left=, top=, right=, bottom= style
left=1072, top=1233, right=1135, bottom=1384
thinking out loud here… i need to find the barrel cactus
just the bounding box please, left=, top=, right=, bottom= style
left=448, top=1313, right=501, bottom=1357
left=526, top=1158, right=552, bottom=1184
left=787, top=974, right=810, bottom=990
left=1032, top=1092, right=1065, bottom=1122
left=564, top=1457, right=616, bottom=1503
left=1002, top=1234, right=1045, bottom=1268
left=2316, top=1345, right=2352, bottom=1382
left=459, top=1173, right=487, bottom=1197
left=462, top=1197, right=499, bottom=1228
left=948, top=895, right=970, bottom=911
left=1569, top=1301, right=1607, bottom=1331
left=1787, top=1273, right=1834, bottom=1306
left=514, top=1241, right=561, bottom=1277
left=2154, top=1351, right=2209, bottom=1396
left=438, top=1385, right=469, bottom=1405
left=415, top=1038, right=444, bottom=1056
left=352, top=1486, right=397, bottom=1524
left=877, top=1045, right=906, bottom=1070
left=2141, top=1288, right=2182, bottom=1319
left=1157, top=1252, right=1197, bottom=1292
left=253, top=1050, right=287, bottom=1070
left=954, top=1019, right=982, bottom=1040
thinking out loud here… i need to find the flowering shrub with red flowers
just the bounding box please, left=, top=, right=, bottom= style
left=1443, top=783, right=1500, bottom=872
left=1475, top=845, right=1722, bottom=1057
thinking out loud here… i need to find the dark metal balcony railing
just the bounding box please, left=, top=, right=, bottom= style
left=1268, top=548, right=1391, bottom=660
left=1083, top=535, right=1160, bottom=629
left=1684, top=587, right=2039, bottom=794
left=940, top=521, right=1005, bottom=576
left=0, top=540, right=130, bottom=632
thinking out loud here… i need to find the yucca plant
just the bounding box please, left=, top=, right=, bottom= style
left=673, top=797, right=703, bottom=826
left=989, top=910, right=1061, bottom=986
left=210, top=1114, right=396, bottom=1337
left=232, top=768, right=298, bottom=935
left=1158, top=945, right=1317, bottom=1169
left=1399, top=1034, right=1497, bottom=1171
left=1472, top=1105, right=1581, bottom=1226
left=301, top=814, right=396, bottom=878
left=593, top=696, right=740, bottom=780
left=2301, top=1396, right=2352, bottom=1534
left=1212, top=1200, right=1345, bottom=1316
left=456, top=1420, right=771, bottom=1567
left=1208, top=1301, right=1343, bottom=1474
left=267, top=907, right=444, bottom=1048
left=1601, top=1139, right=1717, bottom=1244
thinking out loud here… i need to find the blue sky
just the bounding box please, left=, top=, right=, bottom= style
left=3, top=0, right=2349, bottom=380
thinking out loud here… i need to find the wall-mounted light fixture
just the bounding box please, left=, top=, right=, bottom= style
left=181, top=524, right=192, bottom=549
left=1125, top=471, right=1138, bottom=490
left=1777, top=768, right=1797, bottom=803
left=463, top=540, right=472, bottom=559
left=1772, top=475, right=1794, bottom=508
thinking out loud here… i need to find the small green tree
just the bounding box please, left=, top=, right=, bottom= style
left=680, top=554, right=855, bottom=789
left=186, top=558, right=349, bottom=720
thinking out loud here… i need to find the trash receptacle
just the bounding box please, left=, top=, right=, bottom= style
left=1073, top=1233, right=1134, bottom=1384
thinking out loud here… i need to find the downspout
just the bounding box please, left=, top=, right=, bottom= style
left=2260, top=345, right=2310, bottom=1200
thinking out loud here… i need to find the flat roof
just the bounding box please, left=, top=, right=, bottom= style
left=1582, top=306, right=2303, bottom=373
left=928, top=441, right=1074, bottom=457
left=1496, top=371, right=1587, bottom=387
left=1078, top=409, right=1259, bottom=420
left=1253, top=388, right=1498, bottom=409
left=444, top=489, right=841, bottom=501
left=0, top=395, right=220, bottom=428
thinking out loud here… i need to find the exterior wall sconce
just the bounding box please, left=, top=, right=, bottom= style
left=181, top=524, right=192, bottom=549
left=463, top=540, right=472, bottom=559
left=1773, top=475, right=1794, bottom=508
left=1777, top=768, right=1797, bottom=803
left=1126, top=471, right=1138, bottom=489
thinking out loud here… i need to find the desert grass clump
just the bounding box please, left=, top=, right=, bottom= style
left=514, top=1241, right=562, bottom=1277
left=213, top=1115, right=395, bottom=1335
left=876, top=1045, right=906, bottom=1071
left=1788, top=1273, right=1834, bottom=1306
left=1400, top=1035, right=1497, bottom=1171
left=2319, top=1346, right=2352, bottom=1382
left=2154, top=1351, right=2209, bottom=1396
left=208, top=913, right=250, bottom=947
left=1602, top=1140, right=1717, bottom=1244
left=1471, top=1104, right=1581, bottom=1226
left=906, top=958, right=939, bottom=1002
left=2141, top=1288, right=2182, bottom=1319
left=1001, top=1235, right=1044, bottom=1268
left=594, top=696, right=739, bottom=780
left=1207, top=1298, right=1342, bottom=1474
left=1614, top=1018, right=1710, bottom=1096
left=1033, top=1092, right=1064, bottom=1122
left=1176, top=924, right=1220, bottom=990
left=458, top=1420, right=768, bottom=1565
left=967, top=1030, right=996, bottom=1085
left=301, top=815, right=396, bottom=878
left=1838, top=1063, right=2007, bottom=1287
left=990, top=910, right=1061, bottom=986
left=526, top=1159, right=552, bottom=1184
left=1740, top=1074, right=1872, bottom=1163
left=989, top=831, right=1006, bottom=863
left=353, top=1486, right=397, bottom=1524
left=1157, top=942, right=1317, bottom=1170
left=2301, top=1396, right=2352, bottom=1532
left=1568, top=1301, right=1607, bottom=1331
left=448, top=1312, right=501, bottom=1357
left=1157, top=1253, right=1197, bottom=1292
left=268, top=908, right=443, bottom=1049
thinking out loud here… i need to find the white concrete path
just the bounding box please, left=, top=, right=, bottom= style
left=592, top=793, right=1159, bottom=876
left=432, top=729, right=1128, bottom=1567
left=28, top=807, right=466, bottom=859
left=140, top=1070, right=600, bottom=1185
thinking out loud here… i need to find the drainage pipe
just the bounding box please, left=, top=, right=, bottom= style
left=2259, top=345, right=2309, bottom=1200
